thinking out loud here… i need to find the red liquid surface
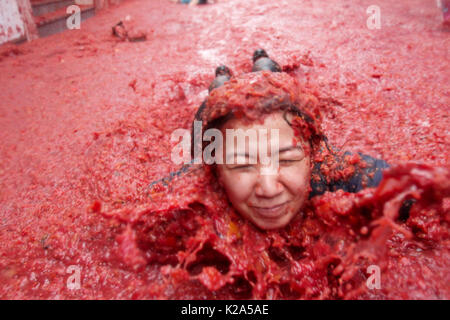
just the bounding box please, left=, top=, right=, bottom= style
left=0, top=0, right=448, bottom=299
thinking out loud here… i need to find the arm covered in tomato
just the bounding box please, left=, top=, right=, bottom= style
left=310, top=151, right=390, bottom=198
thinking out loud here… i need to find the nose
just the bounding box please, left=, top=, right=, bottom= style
left=254, top=173, right=283, bottom=198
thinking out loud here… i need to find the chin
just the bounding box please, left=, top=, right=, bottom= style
left=257, top=222, right=288, bottom=230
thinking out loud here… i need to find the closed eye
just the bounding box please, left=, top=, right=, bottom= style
left=229, top=164, right=254, bottom=170
left=279, top=158, right=304, bottom=164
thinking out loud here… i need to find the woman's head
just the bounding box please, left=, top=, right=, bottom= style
left=196, top=71, right=323, bottom=230
left=215, top=111, right=311, bottom=229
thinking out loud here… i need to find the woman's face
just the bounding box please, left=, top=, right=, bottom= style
left=216, top=111, right=311, bottom=230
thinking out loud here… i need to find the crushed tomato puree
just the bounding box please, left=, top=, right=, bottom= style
left=0, top=0, right=448, bottom=299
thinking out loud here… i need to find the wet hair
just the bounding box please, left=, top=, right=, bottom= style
left=191, top=71, right=327, bottom=161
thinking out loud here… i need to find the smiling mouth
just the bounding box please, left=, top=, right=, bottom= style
left=250, top=202, right=289, bottom=219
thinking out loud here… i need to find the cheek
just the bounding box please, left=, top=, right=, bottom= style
left=218, top=169, right=255, bottom=205
left=280, top=160, right=311, bottom=195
